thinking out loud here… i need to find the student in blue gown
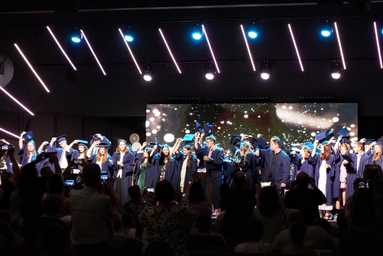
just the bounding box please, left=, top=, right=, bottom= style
left=49, top=135, right=79, bottom=172
left=296, top=141, right=319, bottom=179
left=172, top=144, right=198, bottom=194
left=137, top=145, right=160, bottom=190
left=351, top=141, right=369, bottom=178
left=91, top=141, right=113, bottom=179
left=237, top=141, right=258, bottom=191
left=256, top=136, right=290, bottom=189
left=18, top=131, right=37, bottom=167
left=158, top=144, right=177, bottom=183
left=314, top=144, right=336, bottom=205
left=70, top=141, right=89, bottom=171
left=334, top=143, right=356, bottom=207
left=195, top=135, right=224, bottom=212
left=367, top=143, right=383, bottom=169
left=112, top=139, right=136, bottom=205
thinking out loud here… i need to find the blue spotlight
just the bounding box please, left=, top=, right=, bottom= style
left=247, top=30, right=259, bottom=39
left=124, top=34, right=134, bottom=43
left=381, top=28, right=383, bottom=36
left=70, top=33, right=82, bottom=44
left=191, top=31, right=203, bottom=41
left=320, top=27, right=332, bottom=38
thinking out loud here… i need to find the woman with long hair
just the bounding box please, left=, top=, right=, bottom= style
left=369, top=143, right=383, bottom=169
left=112, top=139, right=136, bottom=205
left=173, top=143, right=198, bottom=194
left=159, top=144, right=175, bottom=182
left=335, top=143, right=356, bottom=207
left=18, top=131, right=37, bottom=166
left=237, top=141, right=257, bottom=190
left=137, top=144, right=160, bottom=190
left=69, top=141, right=89, bottom=171
left=91, top=142, right=113, bottom=179
left=315, top=144, right=335, bottom=205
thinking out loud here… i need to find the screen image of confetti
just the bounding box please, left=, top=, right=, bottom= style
left=145, top=103, right=358, bottom=149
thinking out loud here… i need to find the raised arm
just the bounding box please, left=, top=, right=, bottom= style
left=18, top=131, right=26, bottom=150
left=194, top=132, right=200, bottom=150
left=37, top=141, right=49, bottom=154
left=311, top=140, right=319, bottom=158
left=170, top=138, right=183, bottom=155
left=86, top=140, right=99, bottom=158
left=49, top=137, right=57, bottom=148
left=65, top=139, right=79, bottom=151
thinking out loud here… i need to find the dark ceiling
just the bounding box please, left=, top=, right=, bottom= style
left=0, top=0, right=383, bottom=120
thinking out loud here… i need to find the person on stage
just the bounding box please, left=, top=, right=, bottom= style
left=256, top=136, right=290, bottom=189
left=368, top=143, right=383, bottom=169
left=195, top=135, right=224, bottom=213
left=351, top=141, right=368, bottom=178
left=91, top=140, right=113, bottom=179
left=314, top=144, right=336, bottom=205
left=87, top=133, right=111, bottom=160
left=172, top=144, right=198, bottom=194
left=237, top=140, right=258, bottom=191
left=112, top=139, right=136, bottom=205
left=18, top=131, right=37, bottom=166
left=49, top=135, right=79, bottom=172
left=296, top=141, right=319, bottom=179
left=70, top=141, right=89, bottom=171
left=158, top=144, right=177, bottom=183
left=137, top=144, right=160, bottom=190
left=334, top=143, right=356, bottom=207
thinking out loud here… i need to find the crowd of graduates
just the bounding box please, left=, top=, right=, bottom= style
left=1, top=128, right=383, bottom=255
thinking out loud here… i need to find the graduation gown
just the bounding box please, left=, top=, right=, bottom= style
left=297, top=155, right=318, bottom=179
left=259, top=148, right=290, bottom=186
left=334, top=153, right=357, bottom=197
left=367, top=154, right=383, bottom=169
left=238, top=152, right=259, bottom=188
left=19, top=149, right=37, bottom=167
left=137, top=153, right=160, bottom=189
left=91, top=155, right=114, bottom=177
left=159, top=155, right=177, bottom=184
left=112, top=151, right=136, bottom=204
left=172, top=153, right=198, bottom=192
left=351, top=152, right=369, bottom=178
left=314, top=154, right=336, bottom=204
left=197, top=145, right=224, bottom=209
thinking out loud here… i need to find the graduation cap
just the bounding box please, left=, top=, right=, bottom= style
left=336, top=128, right=350, bottom=138
left=195, top=121, right=204, bottom=133
left=77, top=140, right=88, bottom=148
left=204, top=122, right=214, bottom=136
left=255, top=136, right=268, bottom=149
left=230, top=134, right=241, bottom=147
left=315, top=129, right=334, bottom=143
left=97, top=136, right=111, bottom=148
left=22, top=131, right=34, bottom=143
left=363, top=139, right=375, bottom=146
left=98, top=142, right=111, bottom=148
left=117, top=138, right=127, bottom=144
left=302, top=141, right=314, bottom=151
left=91, top=133, right=104, bottom=142
left=56, top=135, right=67, bottom=144
left=183, top=134, right=195, bottom=143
